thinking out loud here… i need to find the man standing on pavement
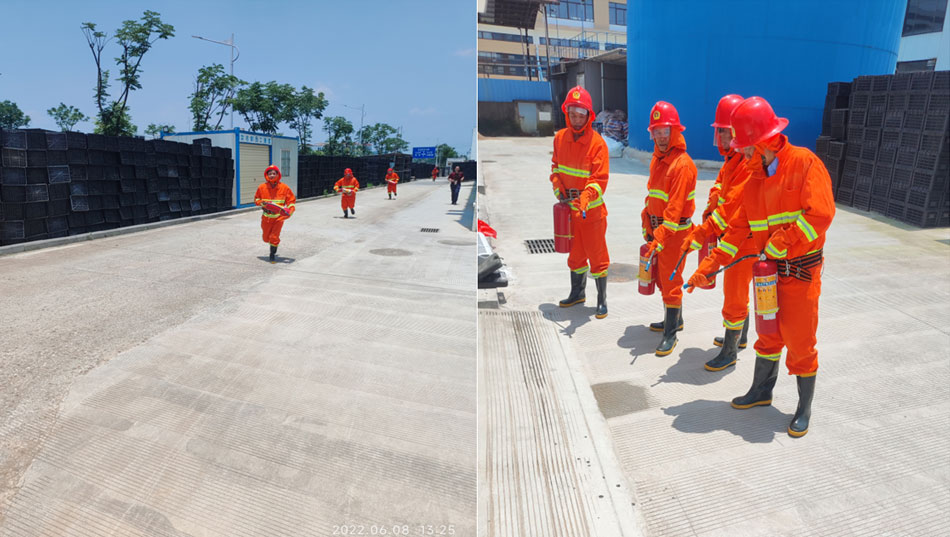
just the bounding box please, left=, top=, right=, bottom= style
left=680, top=94, right=756, bottom=371
left=385, top=167, right=399, bottom=199
left=334, top=168, right=360, bottom=218
left=686, top=96, right=835, bottom=437
left=448, top=166, right=464, bottom=205
left=551, top=86, right=610, bottom=319
left=642, top=101, right=697, bottom=355
left=254, top=164, right=296, bottom=263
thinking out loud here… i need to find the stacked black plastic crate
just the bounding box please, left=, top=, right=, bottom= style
left=816, top=81, right=850, bottom=197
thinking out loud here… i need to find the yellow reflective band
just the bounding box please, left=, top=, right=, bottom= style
left=796, top=214, right=818, bottom=241
left=656, top=243, right=665, bottom=252
left=765, top=243, right=787, bottom=259
left=767, top=210, right=803, bottom=226
left=718, top=198, right=725, bottom=206
left=648, top=189, right=669, bottom=202
left=687, top=190, right=696, bottom=200
left=587, top=197, right=604, bottom=209
left=757, top=351, right=781, bottom=361
left=749, top=219, right=768, bottom=232
left=591, top=270, right=608, bottom=278
left=555, top=233, right=573, bottom=239
left=711, top=209, right=728, bottom=231
left=717, top=240, right=738, bottom=257
left=663, top=220, right=678, bottom=230
left=588, top=182, right=603, bottom=196
left=724, top=318, right=745, bottom=329
left=572, top=266, right=590, bottom=274
left=556, top=165, right=590, bottom=178
left=689, top=240, right=702, bottom=250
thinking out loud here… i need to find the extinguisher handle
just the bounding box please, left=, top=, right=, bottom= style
left=669, top=250, right=689, bottom=280
left=682, top=253, right=759, bottom=289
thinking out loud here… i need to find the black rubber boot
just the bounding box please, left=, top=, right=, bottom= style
left=343, top=209, right=348, bottom=218
left=558, top=271, right=586, bottom=307
left=649, top=309, right=683, bottom=333
left=594, top=277, right=607, bottom=319
left=269, top=245, right=277, bottom=263
left=350, top=207, right=355, bottom=215
left=714, top=316, right=749, bottom=348
left=705, top=328, right=740, bottom=371
left=388, top=193, right=392, bottom=199
left=655, top=306, right=680, bottom=356
left=788, top=374, right=816, bottom=437
left=731, top=357, right=779, bottom=409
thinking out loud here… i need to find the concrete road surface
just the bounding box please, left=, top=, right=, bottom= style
left=0, top=178, right=477, bottom=536
left=477, top=136, right=949, bottom=537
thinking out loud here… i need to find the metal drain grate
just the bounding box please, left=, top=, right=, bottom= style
left=420, top=228, right=440, bottom=233
left=524, top=239, right=556, bottom=254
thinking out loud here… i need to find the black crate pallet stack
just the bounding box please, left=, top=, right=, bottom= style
left=815, top=70, right=949, bottom=228
left=297, top=153, right=412, bottom=199
left=1, top=128, right=234, bottom=247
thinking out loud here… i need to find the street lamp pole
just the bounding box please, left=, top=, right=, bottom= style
left=192, top=33, right=240, bottom=129
left=343, top=104, right=366, bottom=154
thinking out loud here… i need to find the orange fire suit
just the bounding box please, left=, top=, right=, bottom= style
left=550, top=124, right=610, bottom=279
left=698, top=135, right=835, bottom=375
left=254, top=181, right=296, bottom=247
left=641, top=130, right=697, bottom=306
left=385, top=172, right=399, bottom=194
left=686, top=149, right=756, bottom=329
left=334, top=176, right=360, bottom=210
left=432, top=168, right=438, bottom=181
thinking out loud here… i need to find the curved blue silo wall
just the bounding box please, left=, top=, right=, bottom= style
left=627, top=0, right=905, bottom=161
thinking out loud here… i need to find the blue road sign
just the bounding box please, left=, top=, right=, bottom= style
left=412, top=146, right=436, bottom=159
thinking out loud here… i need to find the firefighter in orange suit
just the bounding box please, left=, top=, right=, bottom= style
left=687, top=96, right=835, bottom=437
left=334, top=168, right=360, bottom=218
left=385, top=168, right=399, bottom=199
left=642, top=101, right=697, bottom=356
left=431, top=166, right=438, bottom=181
left=679, top=94, right=757, bottom=371
left=551, top=86, right=610, bottom=319
left=254, top=164, right=296, bottom=263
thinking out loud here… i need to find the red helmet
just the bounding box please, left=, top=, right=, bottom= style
left=648, top=101, right=684, bottom=132
left=711, top=94, right=744, bottom=128
left=387, top=168, right=393, bottom=173
left=344, top=168, right=353, bottom=176
left=561, top=86, right=594, bottom=133
left=729, top=97, right=789, bottom=149
left=265, top=164, right=281, bottom=183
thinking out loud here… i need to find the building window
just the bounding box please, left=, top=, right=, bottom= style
left=539, top=37, right=600, bottom=50
left=902, top=0, right=948, bottom=36
left=281, top=149, right=290, bottom=177
left=477, top=31, right=532, bottom=44
left=547, top=0, right=594, bottom=22
left=609, top=2, right=626, bottom=26
left=896, top=58, right=938, bottom=72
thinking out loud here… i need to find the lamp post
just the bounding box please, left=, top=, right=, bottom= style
left=343, top=104, right=366, bottom=155
left=192, top=33, right=240, bottom=129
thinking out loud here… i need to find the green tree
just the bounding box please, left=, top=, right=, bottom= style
left=358, top=123, right=409, bottom=155
left=287, top=86, right=329, bottom=151
left=321, top=116, right=356, bottom=156
left=231, top=81, right=296, bottom=134
left=46, top=103, right=88, bottom=131
left=145, top=123, right=175, bottom=138
left=436, top=143, right=459, bottom=167
left=81, top=11, right=175, bottom=136
left=189, top=64, right=245, bottom=131
left=0, top=100, right=30, bottom=129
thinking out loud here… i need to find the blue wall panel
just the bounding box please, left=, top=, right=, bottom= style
left=627, top=0, right=905, bottom=160
left=478, top=79, right=552, bottom=103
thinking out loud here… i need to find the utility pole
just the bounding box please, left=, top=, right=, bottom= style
left=344, top=103, right=366, bottom=155
left=192, top=33, right=240, bottom=129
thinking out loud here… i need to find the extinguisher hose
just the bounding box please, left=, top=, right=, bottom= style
left=682, top=253, right=760, bottom=289
left=668, top=250, right=690, bottom=281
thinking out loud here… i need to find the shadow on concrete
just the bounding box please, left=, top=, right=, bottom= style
left=256, top=256, right=296, bottom=264
left=616, top=324, right=662, bottom=363
left=663, top=399, right=791, bottom=443
left=538, top=302, right=593, bottom=338
left=456, top=186, right=476, bottom=231
left=652, top=346, right=738, bottom=387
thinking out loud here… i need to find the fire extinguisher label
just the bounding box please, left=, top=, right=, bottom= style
left=754, top=274, right=779, bottom=318
left=638, top=255, right=652, bottom=285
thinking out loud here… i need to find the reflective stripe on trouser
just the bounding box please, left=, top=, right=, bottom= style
left=567, top=216, right=609, bottom=277
left=752, top=270, right=822, bottom=376
left=387, top=183, right=397, bottom=193
left=721, top=245, right=757, bottom=327
left=341, top=195, right=355, bottom=210
left=261, top=216, right=285, bottom=247
left=655, top=228, right=690, bottom=305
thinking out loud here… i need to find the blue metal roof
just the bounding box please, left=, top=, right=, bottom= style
left=478, top=79, right=552, bottom=103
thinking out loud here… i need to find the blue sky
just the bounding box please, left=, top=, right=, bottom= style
left=0, top=0, right=475, bottom=155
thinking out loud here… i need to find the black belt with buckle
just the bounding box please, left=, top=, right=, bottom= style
left=649, top=214, right=691, bottom=229
left=778, top=249, right=823, bottom=282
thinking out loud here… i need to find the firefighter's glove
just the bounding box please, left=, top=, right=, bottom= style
left=686, top=256, right=719, bottom=293
left=680, top=228, right=703, bottom=254
left=577, top=189, right=592, bottom=212
left=765, top=228, right=795, bottom=259
left=646, top=239, right=663, bottom=260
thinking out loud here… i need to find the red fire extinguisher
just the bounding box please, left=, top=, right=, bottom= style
left=697, top=234, right=718, bottom=290
left=638, top=243, right=657, bottom=295
left=753, top=257, right=779, bottom=335
left=553, top=202, right=572, bottom=253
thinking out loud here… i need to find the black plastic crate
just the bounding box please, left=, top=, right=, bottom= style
left=66, top=132, right=87, bottom=149
left=25, top=184, right=48, bottom=202
left=928, top=92, right=949, bottom=115
left=869, top=194, right=888, bottom=215
left=883, top=110, right=904, bottom=129
left=903, top=112, right=926, bottom=131
left=890, top=73, right=914, bottom=92
left=119, top=165, right=135, bottom=179
left=47, top=198, right=70, bottom=217
left=2, top=148, right=27, bottom=167
left=25, top=168, right=46, bottom=185
left=103, top=209, right=121, bottom=223
left=827, top=81, right=851, bottom=96
left=25, top=130, right=48, bottom=150
left=866, top=108, right=885, bottom=128
left=923, top=112, right=950, bottom=132
left=853, top=76, right=873, bottom=92
left=871, top=165, right=892, bottom=198
left=918, top=131, right=947, bottom=153
left=27, top=150, right=47, bottom=167
left=103, top=167, right=120, bottom=181
left=852, top=190, right=871, bottom=211
left=861, top=138, right=879, bottom=161
left=912, top=168, right=949, bottom=193
left=2, top=168, right=27, bottom=186
left=837, top=187, right=854, bottom=206
left=2, top=130, right=27, bottom=149
left=933, top=70, right=950, bottom=91
left=47, top=166, right=71, bottom=184
left=816, top=136, right=832, bottom=156
left=908, top=93, right=929, bottom=112
left=846, top=142, right=862, bottom=159
left=887, top=92, right=909, bottom=110
left=850, top=92, right=870, bottom=110
left=45, top=132, right=67, bottom=150
left=48, top=183, right=69, bottom=201
left=831, top=108, right=849, bottom=126
left=871, top=75, right=891, bottom=92
left=67, top=149, right=87, bottom=165
left=901, top=206, right=947, bottom=228
left=839, top=158, right=859, bottom=190
left=1, top=221, right=25, bottom=240
left=848, top=108, right=867, bottom=126
left=910, top=71, right=934, bottom=92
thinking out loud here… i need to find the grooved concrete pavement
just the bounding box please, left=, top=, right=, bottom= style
left=477, top=136, right=950, bottom=537
left=0, top=178, right=476, bottom=536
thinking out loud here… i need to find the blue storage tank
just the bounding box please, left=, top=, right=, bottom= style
left=627, top=0, right=905, bottom=160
